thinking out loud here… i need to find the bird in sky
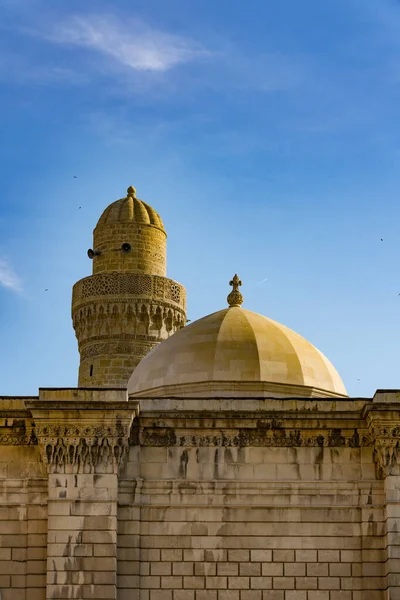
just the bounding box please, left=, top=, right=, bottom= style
left=73, top=175, right=77, bottom=179
left=44, top=289, right=48, bottom=292
left=381, top=238, right=384, bottom=241
left=79, top=207, right=82, bottom=209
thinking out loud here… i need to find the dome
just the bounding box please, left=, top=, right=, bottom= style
left=96, top=186, right=165, bottom=232
left=128, top=277, right=347, bottom=398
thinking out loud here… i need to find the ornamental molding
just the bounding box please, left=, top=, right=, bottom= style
left=0, top=432, right=33, bottom=445
left=72, top=272, right=186, bottom=310
left=134, top=426, right=366, bottom=449
left=80, top=341, right=158, bottom=361
left=367, top=423, right=400, bottom=479
left=27, top=398, right=138, bottom=474
left=35, top=422, right=131, bottom=474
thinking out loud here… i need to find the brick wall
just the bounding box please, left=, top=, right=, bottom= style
left=118, top=430, right=387, bottom=599
left=0, top=446, right=47, bottom=600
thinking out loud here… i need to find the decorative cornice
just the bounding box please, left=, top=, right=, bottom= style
left=28, top=398, right=138, bottom=474
left=363, top=407, right=400, bottom=478
left=133, top=424, right=365, bottom=449
left=35, top=424, right=129, bottom=473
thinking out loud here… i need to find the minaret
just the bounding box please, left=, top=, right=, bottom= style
left=72, top=185, right=186, bottom=387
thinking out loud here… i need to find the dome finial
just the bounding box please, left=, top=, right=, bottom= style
left=127, top=185, right=137, bottom=198
left=227, top=274, right=244, bottom=307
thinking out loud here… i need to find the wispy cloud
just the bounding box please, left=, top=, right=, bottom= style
left=0, top=258, right=22, bottom=292
left=37, top=14, right=209, bottom=73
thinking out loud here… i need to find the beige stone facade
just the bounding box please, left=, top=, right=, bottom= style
left=1, top=390, right=400, bottom=599
left=2, top=186, right=400, bottom=599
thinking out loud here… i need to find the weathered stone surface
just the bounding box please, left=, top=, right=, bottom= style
left=1, top=389, right=400, bottom=599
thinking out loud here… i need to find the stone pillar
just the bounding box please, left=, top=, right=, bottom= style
left=27, top=389, right=138, bottom=600
left=366, top=391, right=400, bottom=600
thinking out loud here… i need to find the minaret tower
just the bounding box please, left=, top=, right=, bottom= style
left=72, top=185, right=186, bottom=387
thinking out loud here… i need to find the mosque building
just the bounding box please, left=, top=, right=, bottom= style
left=0, top=186, right=399, bottom=600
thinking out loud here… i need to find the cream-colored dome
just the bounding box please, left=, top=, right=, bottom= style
left=96, top=186, right=165, bottom=232
left=127, top=305, right=347, bottom=398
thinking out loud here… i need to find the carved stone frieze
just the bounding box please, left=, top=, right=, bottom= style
left=135, top=426, right=364, bottom=449
left=0, top=418, right=35, bottom=445
left=0, top=432, right=32, bottom=445
left=72, top=300, right=186, bottom=351
left=373, top=438, right=400, bottom=479
left=72, top=273, right=186, bottom=310
left=80, top=342, right=158, bottom=361
left=35, top=424, right=130, bottom=473
left=37, top=434, right=128, bottom=474
left=364, top=412, right=400, bottom=478
left=30, top=398, right=138, bottom=474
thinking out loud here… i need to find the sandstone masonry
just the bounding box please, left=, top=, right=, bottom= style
left=1, top=389, right=400, bottom=599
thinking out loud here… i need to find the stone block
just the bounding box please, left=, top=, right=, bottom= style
left=205, top=576, right=227, bottom=589
left=272, top=550, right=294, bottom=563
left=318, top=577, right=340, bottom=590
left=150, top=590, right=172, bottom=600
left=307, top=563, right=328, bottom=577
left=174, top=563, right=194, bottom=576
left=152, top=562, right=172, bottom=575
left=184, top=550, right=204, bottom=562
left=240, top=563, right=261, bottom=577
left=160, top=549, right=182, bottom=562
left=329, top=563, right=351, bottom=577
left=240, top=592, right=262, bottom=600
left=218, top=592, right=239, bottom=600
left=195, top=563, right=216, bottom=576
left=227, top=577, right=249, bottom=589
left=250, top=577, right=272, bottom=590
left=162, top=576, right=184, bottom=589
left=183, top=577, right=205, bottom=589
left=141, top=576, right=161, bottom=589
left=218, top=564, right=239, bottom=576
left=228, top=550, right=250, bottom=562
left=26, top=560, right=46, bottom=574
left=195, top=592, right=217, bottom=600
left=294, top=577, right=317, bottom=589
left=283, top=563, right=305, bottom=576
left=262, top=564, right=283, bottom=577
left=318, top=550, right=339, bottom=563
left=173, top=592, right=195, bottom=600
left=285, top=592, right=306, bottom=600
left=295, top=550, right=317, bottom=562
left=251, top=550, right=272, bottom=562
left=271, top=577, right=294, bottom=589
left=93, top=571, right=117, bottom=585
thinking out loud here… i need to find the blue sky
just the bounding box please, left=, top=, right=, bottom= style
left=0, top=0, right=399, bottom=397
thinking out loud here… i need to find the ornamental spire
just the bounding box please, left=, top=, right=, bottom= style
left=227, top=274, right=244, bottom=307
left=127, top=185, right=137, bottom=198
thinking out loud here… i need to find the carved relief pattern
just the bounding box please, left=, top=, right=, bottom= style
left=72, top=301, right=185, bottom=348
left=72, top=273, right=186, bottom=309
left=368, top=424, right=400, bottom=478
left=81, top=342, right=157, bottom=361
left=138, top=427, right=364, bottom=448
left=0, top=433, right=32, bottom=445
left=35, top=424, right=130, bottom=473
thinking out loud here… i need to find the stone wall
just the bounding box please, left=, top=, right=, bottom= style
left=117, top=394, right=400, bottom=600
left=1, top=390, right=400, bottom=599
